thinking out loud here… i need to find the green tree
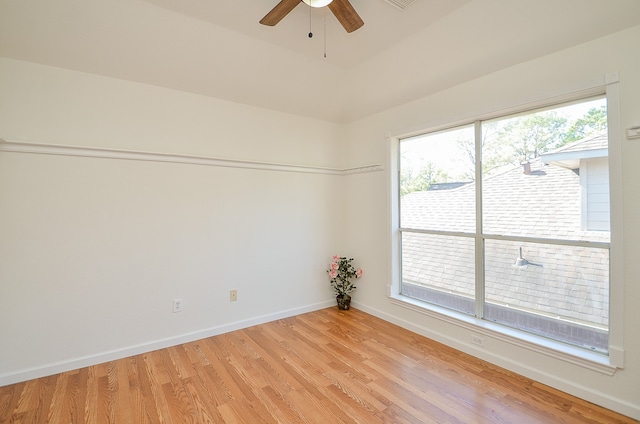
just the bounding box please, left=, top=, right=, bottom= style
left=400, top=162, right=449, bottom=196
left=492, top=112, right=568, bottom=166
left=456, top=127, right=507, bottom=179
left=565, top=106, right=607, bottom=142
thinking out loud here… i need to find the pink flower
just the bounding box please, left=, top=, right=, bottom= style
left=329, top=269, right=338, bottom=279
left=333, top=255, right=340, bottom=261
left=330, top=261, right=339, bottom=270
left=356, top=269, right=363, bottom=278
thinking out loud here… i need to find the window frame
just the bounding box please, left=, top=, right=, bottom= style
left=387, top=74, right=624, bottom=374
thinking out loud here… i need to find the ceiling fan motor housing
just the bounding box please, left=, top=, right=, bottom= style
left=302, top=0, right=334, bottom=7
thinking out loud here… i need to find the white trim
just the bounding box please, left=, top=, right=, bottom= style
left=387, top=294, right=615, bottom=374
left=0, top=300, right=335, bottom=387
left=0, top=139, right=383, bottom=176
left=399, top=227, right=610, bottom=249
left=474, top=121, right=485, bottom=319
left=605, top=76, right=625, bottom=369
left=387, top=133, right=402, bottom=298
left=542, top=147, right=608, bottom=162
left=343, top=164, right=385, bottom=175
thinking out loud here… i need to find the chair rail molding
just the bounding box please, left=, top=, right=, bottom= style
left=0, top=138, right=383, bottom=176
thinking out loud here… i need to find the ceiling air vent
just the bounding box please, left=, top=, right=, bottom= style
left=383, top=0, right=415, bottom=10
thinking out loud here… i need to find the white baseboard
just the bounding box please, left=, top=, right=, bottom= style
left=0, top=300, right=335, bottom=387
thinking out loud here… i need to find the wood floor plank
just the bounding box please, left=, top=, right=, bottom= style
left=1, top=307, right=638, bottom=423
left=0, top=383, right=18, bottom=422
left=11, top=378, right=39, bottom=418
left=140, top=353, right=174, bottom=423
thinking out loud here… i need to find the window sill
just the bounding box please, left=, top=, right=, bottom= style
left=388, top=293, right=620, bottom=376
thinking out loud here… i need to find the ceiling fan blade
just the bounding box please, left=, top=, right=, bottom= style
left=328, top=0, right=364, bottom=33
left=260, top=0, right=301, bottom=26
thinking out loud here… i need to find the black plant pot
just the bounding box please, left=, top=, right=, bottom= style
left=336, top=294, right=351, bottom=310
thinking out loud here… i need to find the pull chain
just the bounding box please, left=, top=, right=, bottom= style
left=306, top=4, right=328, bottom=58
left=323, top=7, right=327, bottom=58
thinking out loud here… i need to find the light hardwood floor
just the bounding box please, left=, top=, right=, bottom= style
left=1, top=307, right=637, bottom=423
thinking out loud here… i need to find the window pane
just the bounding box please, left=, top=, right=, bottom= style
left=484, top=239, right=609, bottom=352
left=401, top=232, right=475, bottom=315
left=400, top=126, right=475, bottom=233
left=481, top=98, right=608, bottom=241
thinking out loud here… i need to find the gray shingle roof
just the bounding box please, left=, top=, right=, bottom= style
left=554, top=132, right=607, bottom=153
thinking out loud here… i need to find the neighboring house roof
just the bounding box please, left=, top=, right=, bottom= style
left=400, top=133, right=610, bottom=346
left=541, top=132, right=608, bottom=170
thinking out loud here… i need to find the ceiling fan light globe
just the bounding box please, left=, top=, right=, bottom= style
left=302, top=0, right=334, bottom=8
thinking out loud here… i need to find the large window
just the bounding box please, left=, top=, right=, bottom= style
left=398, top=96, right=611, bottom=353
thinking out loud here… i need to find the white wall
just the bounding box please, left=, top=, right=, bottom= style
left=344, top=25, right=640, bottom=419
left=0, top=58, right=351, bottom=383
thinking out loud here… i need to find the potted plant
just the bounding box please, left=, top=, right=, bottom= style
left=327, top=255, right=363, bottom=310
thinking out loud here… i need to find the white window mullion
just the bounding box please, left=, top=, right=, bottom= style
left=474, top=120, right=485, bottom=319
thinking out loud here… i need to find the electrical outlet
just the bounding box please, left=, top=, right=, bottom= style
left=173, top=298, right=183, bottom=313
left=471, top=335, right=484, bottom=346
left=230, top=290, right=238, bottom=302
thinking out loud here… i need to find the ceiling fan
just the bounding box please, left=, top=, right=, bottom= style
left=260, top=0, right=364, bottom=33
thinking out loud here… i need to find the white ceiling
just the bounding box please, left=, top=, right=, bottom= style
left=1, top=0, right=639, bottom=123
